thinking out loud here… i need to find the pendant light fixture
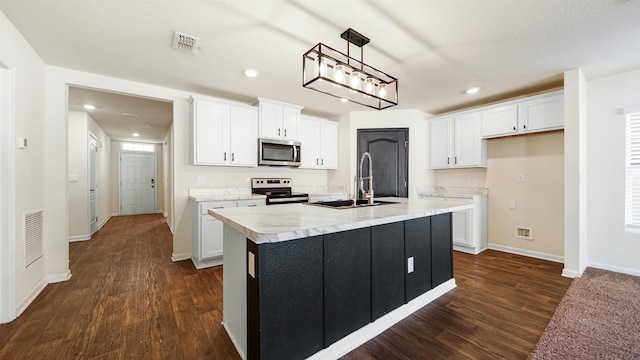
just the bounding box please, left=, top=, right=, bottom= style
left=303, top=28, right=398, bottom=110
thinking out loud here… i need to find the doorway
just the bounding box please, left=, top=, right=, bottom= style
left=119, top=152, right=157, bottom=215
left=357, top=128, right=409, bottom=198
left=89, top=134, right=98, bottom=235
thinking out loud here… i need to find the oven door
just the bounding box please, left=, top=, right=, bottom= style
left=258, top=138, right=301, bottom=167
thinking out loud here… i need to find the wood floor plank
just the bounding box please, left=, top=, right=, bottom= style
left=0, top=214, right=571, bottom=359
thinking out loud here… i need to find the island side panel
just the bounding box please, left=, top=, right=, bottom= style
left=371, top=222, right=406, bottom=320
left=223, top=225, right=248, bottom=359
left=405, top=217, right=432, bottom=302
left=324, top=227, right=372, bottom=347
left=431, top=213, right=453, bottom=287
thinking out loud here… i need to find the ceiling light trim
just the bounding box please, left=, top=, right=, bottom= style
left=302, top=29, right=398, bottom=110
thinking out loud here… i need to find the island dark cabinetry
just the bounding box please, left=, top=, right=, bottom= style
left=371, top=221, right=406, bottom=320
left=431, top=213, right=453, bottom=287
left=405, top=216, right=432, bottom=301
left=324, top=228, right=371, bottom=346
left=246, top=236, right=324, bottom=360
left=246, top=212, right=453, bottom=360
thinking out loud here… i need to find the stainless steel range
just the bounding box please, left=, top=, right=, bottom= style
left=251, top=178, right=309, bottom=205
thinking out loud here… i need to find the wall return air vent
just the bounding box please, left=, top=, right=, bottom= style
left=172, top=31, right=201, bottom=54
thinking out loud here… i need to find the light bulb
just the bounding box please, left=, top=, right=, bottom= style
left=334, top=64, right=345, bottom=85
left=365, top=77, right=375, bottom=96
left=319, top=58, right=327, bottom=77
left=378, top=83, right=387, bottom=99
left=350, top=71, right=362, bottom=91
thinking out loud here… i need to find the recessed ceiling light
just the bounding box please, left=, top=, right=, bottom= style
left=340, top=98, right=349, bottom=103
left=83, top=104, right=96, bottom=110
left=243, top=68, right=259, bottom=78
left=465, top=87, right=481, bottom=94
left=132, top=132, right=140, bottom=137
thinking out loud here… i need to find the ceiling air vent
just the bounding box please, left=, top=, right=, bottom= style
left=172, top=31, right=201, bottom=54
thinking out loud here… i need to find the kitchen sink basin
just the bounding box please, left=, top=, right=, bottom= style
left=305, top=199, right=399, bottom=209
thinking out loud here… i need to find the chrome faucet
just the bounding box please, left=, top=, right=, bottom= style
left=359, top=152, right=374, bottom=204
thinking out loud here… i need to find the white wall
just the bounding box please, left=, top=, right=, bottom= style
left=0, top=11, right=49, bottom=318
left=67, top=112, right=89, bottom=238
left=586, top=68, right=640, bottom=275
left=88, top=116, right=112, bottom=228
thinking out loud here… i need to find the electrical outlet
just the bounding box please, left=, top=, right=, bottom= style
left=516, top=174, right=525, bottom=183
left=464, top=175, right=471, bottom=182
left=509, top=200, right=516, bottom=209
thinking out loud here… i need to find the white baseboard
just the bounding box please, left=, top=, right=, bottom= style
left=561, top=268, right=583, bottom=278
left=97, top=214, right=112, bottom=231
left=588, top=261, right=640, bottom=277
left=172, top=252, right=191, bottom=262
left=163, top=212, right=168, bottom=218
left=16, top=279, right=47, bottom=318
left=307, top=279, right=457, bottom=360
left=47, top=269, right=72, bottom=283
left=488, top=243, right=564, bottom=263
left=69, top=235, right=90, bottom=242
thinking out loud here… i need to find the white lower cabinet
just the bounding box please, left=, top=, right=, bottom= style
left=420, top=195, right=487, bottom=254
left=191, top=198, right=265, bottom=269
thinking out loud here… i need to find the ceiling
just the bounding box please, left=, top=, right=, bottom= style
left=2, top=0, right=640, bottom=142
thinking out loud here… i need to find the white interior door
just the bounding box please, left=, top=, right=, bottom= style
left=89, top=134, right=98, bottom=234
left=120, top=152, right=156, bottom=215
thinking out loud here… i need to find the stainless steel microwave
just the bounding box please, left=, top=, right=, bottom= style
left=258, top=138, right=301, bottom=167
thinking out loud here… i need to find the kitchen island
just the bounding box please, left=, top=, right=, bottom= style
left=208, top=198, right=473, bottom=360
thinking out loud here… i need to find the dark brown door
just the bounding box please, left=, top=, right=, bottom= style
left=357, top=128, right=408, bottom=198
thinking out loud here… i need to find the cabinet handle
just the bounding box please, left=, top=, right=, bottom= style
left=316, top=158, right=319, bottom=165
left=284, top=129, right=287, bottom=137
left=224, top=152, right=227, bottom=161
left=455, top=157, right=458, bottom=164
left=321, top=158, right=324, bottom=166
left=523, top=124, right=527, bottom=130
left=232, top=152, right=235, bottom=162
left=278, top=128, right=281, bottom=136
left=513, top=126, right=516, bottom=131
left=447, top=157, right=450, bottom=165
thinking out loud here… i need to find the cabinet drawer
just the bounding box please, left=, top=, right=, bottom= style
left=199, top=201, right=237, bottom=215
left=237, top=199, right=266, bottom=207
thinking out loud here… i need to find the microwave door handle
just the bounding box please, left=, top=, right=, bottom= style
left=293, top=145, right=298, bottom=161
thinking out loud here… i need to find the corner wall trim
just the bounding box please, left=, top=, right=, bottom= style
left=488, top=243, right=564, bottom=263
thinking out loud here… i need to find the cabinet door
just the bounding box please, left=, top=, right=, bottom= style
left=259, top=101, right=283, bottom=139
left=194, top=101, right=230, bottom=165
left=454, top=112, right=482, bottom=167
left=371, top=222, right=405, bottom=320
left=405, top=217, right=432, bottom=302
left=299, top=117, right=321, bottom=168
left=229, top=106, right=258, bottom=166
left=429, top=117, right=453, bottom=168
left=482, top=104, right=518, bottom=138
left=200, top=215, right=224, bottom=258
left=324, top=228, right=371, bottom=346
left=282, top=106, right=300, bottom=140
left=519, top=93, right=564, bottom=133
left=319, top=120, right=338, bottom=169
left=431, top=213, right=453, bottom=288
left=452, top=210, right=473, bottom=247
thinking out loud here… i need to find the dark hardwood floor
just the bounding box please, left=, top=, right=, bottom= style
left=0, top=214, right=572, bottom=359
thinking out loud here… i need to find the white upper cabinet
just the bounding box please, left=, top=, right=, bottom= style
left=190, top=96, right=258, bottom=166
left=518, top=92, right=564, bottom=133
left=430, top=112, right=486, bottom=169
left=482, top=104, right=518, bottom=138
left=299, top=115, right=338, bottom=169
left=482, top=90, right=564, bottom=139
left=255, top=97, right=303, bottom=140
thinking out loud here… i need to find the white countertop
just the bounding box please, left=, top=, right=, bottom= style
left=417, top=186, right=488, bottom=199
left=208, top=197, right=473, bottom=244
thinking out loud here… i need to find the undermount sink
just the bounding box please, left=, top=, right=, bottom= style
left=305, top=199, right=399, bottom=209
